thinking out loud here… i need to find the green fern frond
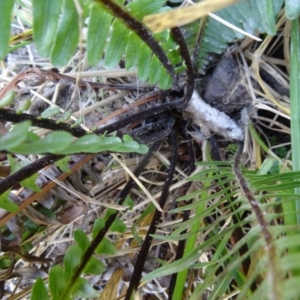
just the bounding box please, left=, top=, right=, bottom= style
left=142, top=160, right=300, bottom=299
left=188, top=0, right=285, bottom=73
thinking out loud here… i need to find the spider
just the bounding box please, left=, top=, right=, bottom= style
left=0, top=2, right=248, bottom=299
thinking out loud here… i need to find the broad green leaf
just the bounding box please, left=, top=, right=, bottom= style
left=110, top=218, right=127, bottom=233
left=55, top=156, right=71, bottom=173
left=72, top=277, right=100, bottom=298
left=84, top=256, right=105, bottom=275
left=0, top=91, right=16, bottom=106
left=87, top=3, right=113, bottom=65
left=16, top=98, right=31, bottom=113
left=58, top=134, right=102, bottom=154
left=0, top=0, right=14, bottom=60
left=95, top=237, right=116, bottom=255
left=123, top=196, right=134, bottom=210
left=71, top=116, right=83, bottom=127
left=64, top=245, right=82, bottom=279
left=252, top=0, right=276, bottom=35
left=117, top=141, right=148, bottom=154
left=91, top=137, right=122, bottom=153
left=159, top=68, right=172, bottom=90
left=92, top=218, right=105, bottom=239
left=49, top=265, right=66, bottom=300
left=33, top=0, right=62, bottom=57
left=125, top=32, right=141, bottom=70
left=41, top=106, right=61, bottom=118
left=122, top=135, right=134, bottom=142
left=137, top=43, right=151, bottom=82
left=9, top=131, right=73, bottom=154
left=51, top=0, right=79, bottom=66
left=0, top=121, right=31, bottom=150
left=104, top=19, right=129, bottom=69
left=8, top=155, right=41, bottom=192
left=56, top=110, right=73, bottom=122
left=104, top=209, right=127, bottom=233
left=0, top=190, right=18, bottom=212
left=56, top=136, right=123, bottom=154
left=286, top=0, right=300, bottom=19
left=31, top=277, right=50, bottom=300
left=127, top=0, right=166, bottom=20
left=250, top=0, right=276, bottom=35
left=74, top=230, right=90, bottom=252
left=21, top=172, right=42, bottom=193
left=148, top=55, right=161, bottom=85
left=7, top=154, right=26, bottom=173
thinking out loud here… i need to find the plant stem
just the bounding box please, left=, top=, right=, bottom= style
left=290, top=18, right=300, bottom=224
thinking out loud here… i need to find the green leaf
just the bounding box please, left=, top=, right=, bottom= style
left=149, top=55, right=161, bottom=85
left=32, top=0, right=61, bottom=57
left=92, top=218, right=105, bottom=239
left=21, top=172, right=42, bottom=193
left=127, top=0, right=166, bottom=20
left=51, top=0, right=79, bottom=66
left=286, top=0, right=300, bottom=20
left=55, top=156, right=71, bottom=173
left=31, top=277, right=50, bottom=300
left=9, top=131, right=73, bottom=154
left=49, top=265, right=66, bottom=300
left=159, top=67, right=172, bottom=90
left=41, top=106, right=61, bottom=118
left=0, top=0, right=14, bottom=60
left=123, top=196, right=134, bottom=210
left=87, top=3, right=113, bottom=65
left=141, top=245, right=201, bottom=283
left=57, top=135, right=127, bottom=154
left=104, top=19, right=129, bottom=69
left=16, top=98, right=32, bottom=113
left=8, top=155, right=41, bottom=192
left=0, top=121, right=31, bottom=150
left=72, top=277, right=100, bottom=298
left=92, top=219, right=116, bottom=254
left=125, top=32, right=140, bottom=70
left=95, top=237, right=116, bottom=255
left=58, top=134, right=102, bottom=154
left=0, top=190, right=18, bottom=212
left=64, top=245, right=82, bottom=279
left=84, top=256, right=105, bottom=275
left=0, top=255, right=12, bottom=268
left=7, top=154, right=26, bottom=173
left=0, top=91, right=16, bottom=106
left=251, top=0, right=276, bottom=35
left=110, top=218, right=127, bottom=233
left=137, top=43, right=151, bottom=82
left=117, top=140, right=148, bottom=154
left=74, top=230, right=90, bottom=252
left=56, top=110, right=73, bottom=122
left=104, top=209, right=127, bottom=232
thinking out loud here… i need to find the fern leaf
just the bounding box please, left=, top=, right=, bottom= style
left=194, top=0, right=284, bottom=73
left=0, top=0, right=14, bottom=60
left=90, top=0, right=179, bottom=89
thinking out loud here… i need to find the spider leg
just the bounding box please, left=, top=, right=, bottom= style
left=168, top=123, right=196, bottom=297
left=125, top=127, right=178, bottom=300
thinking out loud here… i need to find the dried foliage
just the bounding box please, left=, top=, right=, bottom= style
left=0, top=1, right=299, bottom=300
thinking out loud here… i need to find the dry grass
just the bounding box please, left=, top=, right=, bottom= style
left=0, top=4, right=292, bottom=300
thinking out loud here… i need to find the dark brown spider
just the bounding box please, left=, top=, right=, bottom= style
left=0, top=1, right=249, bottom=298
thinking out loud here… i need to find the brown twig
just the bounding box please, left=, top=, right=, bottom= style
left=0, top=154, right=95, bottom=227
